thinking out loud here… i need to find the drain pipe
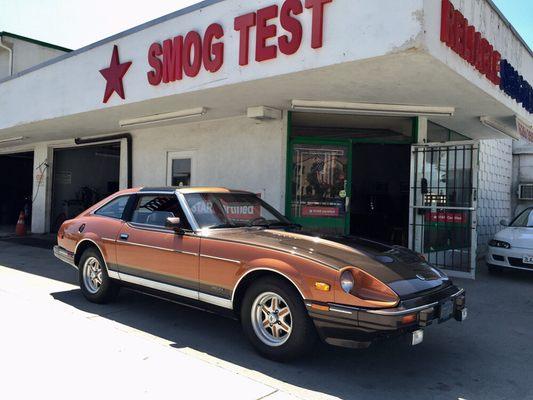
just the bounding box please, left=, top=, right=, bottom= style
left=0, top=36, right=13, bottom=76
left=74, top=133, right=133, bottom=188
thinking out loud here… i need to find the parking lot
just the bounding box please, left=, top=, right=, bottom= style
left=0, top=238, right=532, bottom=400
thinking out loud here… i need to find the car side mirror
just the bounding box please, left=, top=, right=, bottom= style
left=500, top=219, right=510, bottom=227
left=166, top=217, right=185, bottom=234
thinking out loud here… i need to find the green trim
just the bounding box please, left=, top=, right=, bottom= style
left=285, top=115, right=416, bottom=234
left=286, top=134, right=352, bottom=234
left=0, top=31, right=72, bottom=53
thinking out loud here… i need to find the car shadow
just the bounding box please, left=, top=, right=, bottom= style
left=3, top=244, right=532, bottom=400
left=50, top=285, right=483, bottom=400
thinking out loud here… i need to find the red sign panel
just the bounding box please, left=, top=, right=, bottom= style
left=440, top=0, right=501, bottom=86
left=425, top=212, right=467, bottom=224
left=224, top=204, right=261, bottom=221
left=302, top=206, right=340, bottom=217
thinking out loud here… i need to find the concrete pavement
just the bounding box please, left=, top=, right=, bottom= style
left=0, top=239, right=532, bottom=400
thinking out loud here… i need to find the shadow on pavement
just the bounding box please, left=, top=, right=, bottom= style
left=1, top=242, right=532, bottom=400
left=50, top=268, right=533, bottom=400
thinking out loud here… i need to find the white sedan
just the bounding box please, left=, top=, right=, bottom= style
left=487, top=207, right=533, bottom=272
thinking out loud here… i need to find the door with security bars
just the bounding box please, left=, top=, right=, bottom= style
left=288, top=139, right=351, bottom=235
left=409, top=143, right=478, bottom=278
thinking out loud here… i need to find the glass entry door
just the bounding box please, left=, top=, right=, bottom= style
left=288, top=140, right=351, bottom=235
left=410, top=143, right=478, bottom=278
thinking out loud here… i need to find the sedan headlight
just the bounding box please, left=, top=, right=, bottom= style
left=340, top=270, right=355, bottom=293
left=489, top=239, right=511, bottom=249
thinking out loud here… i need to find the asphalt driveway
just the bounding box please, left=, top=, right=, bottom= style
left=0, top=238, right=532, bottom=400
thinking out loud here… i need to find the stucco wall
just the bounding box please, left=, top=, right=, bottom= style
left=477, top=138, right=513, bottom=256
left=131, top=114, right=288, bottom=211
left=0, top=35, right=67, bottom=80
left=0, top=0, right=425, bottom=131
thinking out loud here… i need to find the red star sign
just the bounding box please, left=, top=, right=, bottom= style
left=99, top=45, right=132, bottom=103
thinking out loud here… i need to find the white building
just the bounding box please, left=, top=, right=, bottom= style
left=0, top=0, right=532, bottom=278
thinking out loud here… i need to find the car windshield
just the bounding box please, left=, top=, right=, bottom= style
left=184, top=192, right=293, bottom=229
left=510, top=208, right=533, bottom=228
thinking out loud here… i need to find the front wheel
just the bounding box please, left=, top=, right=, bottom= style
left=79, top=247, right=119, bottom=304
left=241, top=277, right=317, bottom=361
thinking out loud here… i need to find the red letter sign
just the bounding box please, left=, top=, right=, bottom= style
left=183, top=31, right=202, bottom=77
left=162, top=36, right=183, bottom=83
left=234, top=12, right=257, bottom=66
left=279, top=0, right=303, bottom=55
left=305, top=0, right=332, bottom=49
left=147, top=43, right=163, bottom=86
left=256, top=5, right=279, bottom=62
left=203, top=23, right=224, bottom=73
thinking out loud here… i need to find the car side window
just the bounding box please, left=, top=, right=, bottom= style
left=130, top=194, right=191, bottom=230
left=94, top=196, right=130, bottom=220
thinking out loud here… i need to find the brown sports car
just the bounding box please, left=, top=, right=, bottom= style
left=54, top=187, right=467, bottom=360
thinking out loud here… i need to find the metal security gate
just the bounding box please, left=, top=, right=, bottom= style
left=409, top=142, right=478, bottom=278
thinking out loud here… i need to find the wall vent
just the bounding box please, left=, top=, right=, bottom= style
left=518, top=184, right=533, bottom=200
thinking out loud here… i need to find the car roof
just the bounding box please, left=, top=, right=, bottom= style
left=139, top=186, right=253, bottom=195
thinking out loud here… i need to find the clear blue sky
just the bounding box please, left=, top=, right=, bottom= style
left=0, top=0, right=531, bottom=51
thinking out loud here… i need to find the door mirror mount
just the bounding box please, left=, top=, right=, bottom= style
left=500, top=218, right=510, bottom=227
left=166, top=217, right=185, bottom=234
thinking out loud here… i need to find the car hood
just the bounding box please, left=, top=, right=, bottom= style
left=207, top=228, right=450, bottom=298
left=495, top=227, right=533, bottom=249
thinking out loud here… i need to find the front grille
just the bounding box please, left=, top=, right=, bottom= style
left=508, top=258, right=533, bottom=269
left=492, top=254, right=505, bottom=261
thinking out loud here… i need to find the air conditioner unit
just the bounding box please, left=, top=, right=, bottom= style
left=518, top=184, right=533, bottom=200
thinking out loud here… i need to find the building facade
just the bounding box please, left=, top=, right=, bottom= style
left=0, top=0, right=532, bottom=278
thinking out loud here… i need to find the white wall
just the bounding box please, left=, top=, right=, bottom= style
left=0, top=35, right=68, bottom=80
left=0, top=49, right=10, bottom=79
left=477, top=138, right=513, bottom=256
left=0, top=0, right=424, bottom=131
left=132, top=114, right=288, bottom=211
left=9, top=36, right=67, bottom=75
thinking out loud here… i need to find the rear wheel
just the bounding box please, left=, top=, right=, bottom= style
left=241, top=277, right=317, bottom=361
left=79, top=247, right=119, bottom=303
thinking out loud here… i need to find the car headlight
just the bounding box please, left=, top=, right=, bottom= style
left=339, top=267, right=399, bottom=306
left=489, top=239, right=511, bottom=249
left=340, top=270, right=355, bottom=293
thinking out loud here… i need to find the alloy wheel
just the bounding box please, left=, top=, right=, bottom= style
left=83, top=256, right=103, bottom=294
left=251, top=292, right=293, bottom=347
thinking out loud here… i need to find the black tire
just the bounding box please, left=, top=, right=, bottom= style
left=78, top=247, right=119, bottom=304
left=487, top=264, right=503, bottom=274
left=241, top=276, right=317, bottom=361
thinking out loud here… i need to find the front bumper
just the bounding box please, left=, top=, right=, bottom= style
left=307, top=285, right=466, bottom=349
left=53, top=245, right=76, bottom=267
left=487, top=246, right=533, bottom=271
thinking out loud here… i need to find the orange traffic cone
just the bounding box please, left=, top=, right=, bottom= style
left=15, top=211, right=27, bottom=236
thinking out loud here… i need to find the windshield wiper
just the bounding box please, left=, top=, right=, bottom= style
left=208, top=223, right=239, bottom=229
left=253, top=222, right=302, bottom=229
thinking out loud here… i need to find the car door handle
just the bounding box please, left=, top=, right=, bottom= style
left=119, top=233, right=129, bottom=241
